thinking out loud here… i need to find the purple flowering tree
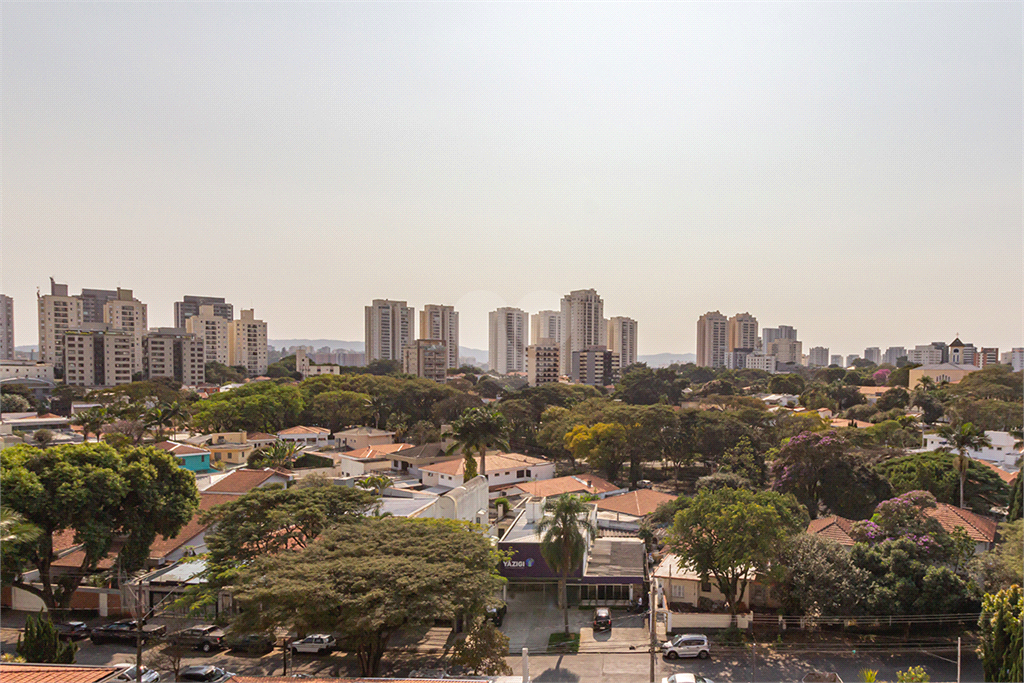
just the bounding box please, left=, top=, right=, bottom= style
left=770, top=430, right=846, bottom=519
left=849, top=490, right=948, bottom=555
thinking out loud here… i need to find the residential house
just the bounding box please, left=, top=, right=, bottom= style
left=277, top=425, right=331, bottom=447
left=153, top=441, right=213, bottom=473
left=923, top=429, right=1023, bottom=468
left=200, top=467, right=290, bottom=493
left=335, top=426, right=396, bottom=451
left=595, top=489, right=677, bottom=532
left=654, top=552, right=777, bottom=612
left=148, top=493, right=240, bottom=567
left=499, top=474, right=624, bottom=499
left=419, top=452, right=555, bottom=493
left=328, top=443, right=415, bottom=478
left=385, top=441, right=462, bottom=478
left=807, top=505, right=998, bottom=554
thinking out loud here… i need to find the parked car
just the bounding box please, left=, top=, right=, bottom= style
left=177, top=665, right=236, bottom=682
left=90, top=620, right=166, bottom=645
left=662, top=633, right=710, bottom=659
left=223, top=632, right=276, bottom=655
left=113, top=664, right=161, bottom=682
left=635, top=480, right=654, bottom=489
left=290, top=634, right=336, bottom=655
left=56, top=621, right=90, bottom=641
left=593, top=607, right=612, bottom=632
left=486, top=602, right=508, bottom=627
left=168, top=624, right=226, bottom=652
left=662, top=675, right=714, bottom=683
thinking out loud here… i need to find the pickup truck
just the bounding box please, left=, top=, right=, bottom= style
left=89, top=620, right=167, bottom=645
left=167, top=625, right=226, bottom=652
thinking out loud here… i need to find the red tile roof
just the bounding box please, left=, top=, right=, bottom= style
left=51, top=549, right=118, bottom=569
left=277, top=425, right=330, bottom=436
left=926, top=503, right=998, bottom=543
left=204, top=468, right=287, bottom=493
left=340, top=443, right=414, bottom=460
left=149, top=493, right=240, bottom=559
left=421, top=452, right=547, bottom=476
left=246, top=432, right=278, bottom=441
left=978, top=459, right=1018, bottom=484
left=511, top=474, right=620, bottom=498
left=596, top=489, right=677, bottom=517
left=154, top=440, right=210, bottom=456
left=806, top=515, right=856, bottom=546
left=0, top=663, right=121, bottom=683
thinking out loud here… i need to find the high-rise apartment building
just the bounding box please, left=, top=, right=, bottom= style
left=0, top=295, right=13, bottom=360
left=906, top=345, right=944, bottom=366
left=531, top=311, right=564, bottom=345
left=808, top=346, right=830, bottom=368
left=103, top=288, right=148, bottom=375
left=607, top=317, right=638, bottom=370
left=762, top=325, right=797, bottom=347
left=63, top=324, right=133, bottom=387
left=696, top=311, right=728, bottom=368
left=864, top=347, right=882, bottom=365
left=186, top=305, right=231, bottom=365
left=571, top=346, right=619, bottom=386
left=727, top=313, right=758, bottom=352
left=365, top=300, right=414, bottom=363
left=560, top=290, right=605, bottom=376
left=883, top=347, right=906, bottom=366
left=38, top=279, right=84, bottom=371
left=80, top=289, right=118, bottom=324
left=745, top=354, right=777, bottom=374
left=489, top=308, right=528, bottom=375
left=978, top=348, right=999, bottom=368
left=174, top=296, right=233, bottom=330
left=846, top=354, right=859, bottom=367
left=419, top=305, right=459, bottom=370
left=768, top=339, right=803, bottom=366
left=144, top=328, right=205, bottom=385
left=527, top=338, right=560, bottom=387
left=229, top=309, right=268, bottom=376
left=1002, top=348, right=1024, bottom=372
left=402, top=339, right=448, bottom=382
left=830, top=355, right=843, bottom=367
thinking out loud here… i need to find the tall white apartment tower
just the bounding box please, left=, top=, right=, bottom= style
left=229, top=309, right=268, bottom=376
left=559, top=289, right=605, bottom=375
left=607, top=317, right=638, bottom=370
left=727, top=313, right=758, bottom=351
left=531, top=310, right=565, bottom=345
left=696, top=311, right=728, bottom=368
left=103, top=288, right=148, bottom=375
left=419, top=305, right=459, bottom=370
left=489, top=308, right=528, bottom=375
left=38, top=279, right=84, bottom=371
left=186, top=305, right=231, bottom=365
left=808, top=346, right=830, bottom=368
left=365, top=299, right=414, bottom=363
left=0, top=295, right=13, bottom=360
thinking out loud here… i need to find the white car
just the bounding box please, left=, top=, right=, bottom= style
left=662, top=675, right=714, bottom=683
left=291, top=634, right=336, bottom=654
left=113, top=664, right=160, bottom=683
left=662, top=633, right=711, bottom=659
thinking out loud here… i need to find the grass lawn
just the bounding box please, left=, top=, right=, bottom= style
left=547, top=632, right=580, bottom=653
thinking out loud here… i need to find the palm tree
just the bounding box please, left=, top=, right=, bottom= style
left=145, top=402, right=185, bottom=441
left=445, top=406, right=510, bottom=477
left=71, top=407, right=108, bottom=444
left=537, top=494, right=595, bottom=635
left=937, top=421, right=992, bottom=509
left=365, top=396, right=391, bottom=430
left=357, top=474, right=394, bottom=495
left=250, top=440, right=303, bottom=469
left=0, top=507, right=41, bottom=545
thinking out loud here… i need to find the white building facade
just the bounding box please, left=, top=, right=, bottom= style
left=489, top=307, right=528, bottom=374
left=560, top=290, right=605, bottom=376
left=365, top=299, right=414, bottom=363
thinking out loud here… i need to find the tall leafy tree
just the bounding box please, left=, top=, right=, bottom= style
left=977, top=585, right=1023, bottom=683
left=773, top=534, right=869, bottom=616
left=876, top=452, right=1008, bottom=514
left=230, top=517, right=505, bottom=676
left=936, top=422, right=992, bottom=508
left=537, top=494, right=596, bottom=635
left=0, top=443, right=199, bottom=610
left=445, top=406, right=510, bottom=476
left=564, top=422, right=627, bottom=482
left=669, top=487, right=807, bottom=625
left=17, top=613, right=77, bottom=663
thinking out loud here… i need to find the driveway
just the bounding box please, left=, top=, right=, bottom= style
left=501, top=589, right=590, bottom=652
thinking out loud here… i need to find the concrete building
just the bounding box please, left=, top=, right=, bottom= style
left=365, top=299, right=414, bottom=363
left=403, top=339, right=448, bottom=382
left=102, top=288, right=147, bottom=375
left=174, top=296, right=233, bottom=330
left=763, top=325, right=797, bottom=347
left=570, top=345, right=619, bottom=386
left=419, top=305, right=459, bottom=370
left=0, top=360, right=55, bottom=382
left=489, top=307, right=528, bottom=375
left=63, top=324, right=134, bottom=387
left=846, top=354, right=859, bottom=367
left=144, top=328, right=205, bottom=385
left=830, top=355, right=843, bottom=367
left=527, top=338, right=560, bottom=387
left=79, top=288, right=118, bottom=324
left=883, top=347, right=906, bottom=366
left=560, top=290, right=605, bottom=376
left=38, top=279, right=84, bottom=372
left=725, top=350, right=751, bottom=370
left=808, top=346, right=830, bottom=368
left=0, top=295, right=12, bottom=360
left=186, top=305, right=231, bottom=366
left=768, top=339, right=803, bottom=366
left=948, top=338, right=977, bottom=366
left=978, top=348, right=1000, bottom=368
left=727, top=313, right=758, bottom=352
left=295, top=348, right=343, bottom=378
left=229, top=309, right=268, bottom=376
left=419, top=451, right=555, bottom=489
left=907, top=344, right=945, bottom=366
left=745, top=354, right=777, bottom=374
left=531, top=310, right=564, bottom=345
left=606, top=316, right=638, bottom=370
left=696, top=311, right=728, bottom=368
left=923, top=430, right=1023, bottom=469
left=1002, top=348, right=1024, bottom=372
left=908, top=363, right=981, bottom=389
left=864, top=347, right=882, bottom=364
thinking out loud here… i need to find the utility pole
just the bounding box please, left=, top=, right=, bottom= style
left=957, top=636, right=961, bottom=683
left=649, top=576, right=657, bottom=683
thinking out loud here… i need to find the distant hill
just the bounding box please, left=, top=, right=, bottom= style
left=638, top=353, right=696, bottom=368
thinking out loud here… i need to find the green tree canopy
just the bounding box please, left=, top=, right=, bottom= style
left=0, top=443, right=199, bottom=609
left=303, top=390, right=372, bottom=433
left=230, top=517, right=506, bottom=676
left=977, top=584, right=1023, bottom=682
left=773, top=533, right=869, bottom=616
left=564, top=422, right=627, bottom=482
left=876, top=452, right=1009, bottom=514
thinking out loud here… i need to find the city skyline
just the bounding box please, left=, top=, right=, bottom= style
left=3, top=3, right=1020, bottom=355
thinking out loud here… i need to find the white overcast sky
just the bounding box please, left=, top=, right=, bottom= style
left=2, top=2, right=1021, bottom=356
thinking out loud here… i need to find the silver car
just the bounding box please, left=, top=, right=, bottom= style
left=662, top=633, right=711, bottom=659
left=113, top=665, right=160, bottom=683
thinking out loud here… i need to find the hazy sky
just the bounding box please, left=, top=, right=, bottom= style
left=3, top=2, right=1021, bottom=357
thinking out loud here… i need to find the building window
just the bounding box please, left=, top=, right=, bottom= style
left=700, top=578, right=711, bottom=593
left=517, top=470, right=525, bottom=478
left=671, top=583, right=685, bottom=598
